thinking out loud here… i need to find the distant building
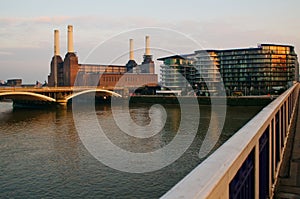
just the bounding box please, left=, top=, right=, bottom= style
left=48, top=25, right=157, bottom=89
left=6, top=79, right=22, bottom=87
left=158, top=54, right=195, bottom=91
left=194, top=50, right=223, bottom=96
left=158, top=44, right=299, bottom=96
left=218, top=44, right=298, bottom=95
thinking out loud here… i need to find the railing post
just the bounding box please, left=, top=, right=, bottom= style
left=255, top=143, right=260, bottom=199
left=279, top=109, right=282, bottom=159
left=285, top=101, right=288, bottom=137
left=269, top=121, right=273, bottom=198
left=272, top=118, right=276, bottom=185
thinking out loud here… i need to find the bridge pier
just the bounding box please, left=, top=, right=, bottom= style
left=56, top=100, right=68, bottom=109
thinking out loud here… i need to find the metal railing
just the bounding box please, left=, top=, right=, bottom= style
left=162, top=83, right=299, bottom=199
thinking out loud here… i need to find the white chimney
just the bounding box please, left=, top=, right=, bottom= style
left=145, top=35, right=150, bottom=55
left=54, top=30, right=60, bottom=56
left=67, top=25, right=74, bottom=53
left=129, top=39, right=134, bottom=60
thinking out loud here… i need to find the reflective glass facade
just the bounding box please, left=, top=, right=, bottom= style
left=158, top=44, right=299, bottom=96
left=194, top=50, right=222, bottom=95
left=159, top=55, right=195, bottom=91
left=219, top=44, right=298, bottom=95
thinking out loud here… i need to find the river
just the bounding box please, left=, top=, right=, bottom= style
left=0, top=101, right=263, bottom=198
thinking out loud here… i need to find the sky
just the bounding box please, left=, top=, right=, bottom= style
left=0, top=0, right=300, bottom=83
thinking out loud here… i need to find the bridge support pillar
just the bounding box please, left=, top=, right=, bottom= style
left=56, top=100, right=68, bottom=109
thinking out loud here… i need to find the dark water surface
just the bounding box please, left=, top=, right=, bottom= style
left=0, top=102, right=263, bottom=198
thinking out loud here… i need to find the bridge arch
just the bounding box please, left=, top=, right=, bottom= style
left=0, top=92, right=56, bottom=102
left=65, top=89, right=122, bottom=102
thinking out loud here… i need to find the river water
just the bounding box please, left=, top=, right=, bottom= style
left=0, top=101, right=263, bottom=198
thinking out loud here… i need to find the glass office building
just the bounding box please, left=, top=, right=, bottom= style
left=158, top=54, right=196, bottom=92
left=194, top=50, right=223, bottom=96
left=219, top=44, right=298, bottom=95
left=158, top=44, right=299, bottom=96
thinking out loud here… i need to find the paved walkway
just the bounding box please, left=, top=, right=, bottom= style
left=275, top=96, right=300, bottom=198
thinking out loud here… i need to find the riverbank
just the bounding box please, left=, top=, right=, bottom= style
left=2, top=95, right=276, bottom=109
left=128, top=95, right=275, bottom=106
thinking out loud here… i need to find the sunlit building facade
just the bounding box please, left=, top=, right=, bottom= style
left=158, top=54, right=196, bottom=92
left=194, top=50, right=222, bottom=96
left=48, top=25, right=157, bottom=89
left=219, top=44, right=298, bottom=95
left=158, top=44, right=299, bottom=96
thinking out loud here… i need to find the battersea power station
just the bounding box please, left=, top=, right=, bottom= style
left=48, top=25, right=157, bottom=90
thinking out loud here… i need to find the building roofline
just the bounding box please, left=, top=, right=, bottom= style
left=158, top=43, right=296, bottom=61
left=79, top=64, right=125, bottom=67
left=195, top=44, right=295, bottom=53
left=194, top=49, right=218, bottom=53
left=260, top=43, right=295, bottom=48
left=157, top=54, right=195, bottom=61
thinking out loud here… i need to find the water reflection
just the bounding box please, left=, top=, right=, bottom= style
left=98, top=104, right=183, bottom=153
left=0, top=102, right=263, bottom=198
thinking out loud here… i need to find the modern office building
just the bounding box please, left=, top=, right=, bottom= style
left=219, top=44, right=298, bottom=95
left=194, top=50, right=223, bottom=96
left=158, top=54, right=195, bottom=92
left=48, top=25, right=157, bottom=89
left=158, top=44, right=299, bottom=96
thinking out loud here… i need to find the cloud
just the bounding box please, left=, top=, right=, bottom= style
left=0, top=51, right=13, bottom=55
left=0, top=16, right=73, bottom=25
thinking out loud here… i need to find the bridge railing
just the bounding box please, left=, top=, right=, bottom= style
left=161, top=83, right=299, bottom=199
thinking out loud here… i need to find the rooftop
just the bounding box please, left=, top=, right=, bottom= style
left=157, top=53, right=195, bottom=61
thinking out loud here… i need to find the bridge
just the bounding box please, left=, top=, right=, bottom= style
left=162, top=83, right=300, bottom=199
left=0, top=87, right=122, bottom=108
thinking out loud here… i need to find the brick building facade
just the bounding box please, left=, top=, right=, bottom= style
left=48, top=25, right=157, bottom=89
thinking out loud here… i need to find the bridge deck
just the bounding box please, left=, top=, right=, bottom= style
left=0, top=86, right=121, bottom=92
left=275, top=95, right=300, bottom=198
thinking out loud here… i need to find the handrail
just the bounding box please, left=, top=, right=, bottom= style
left=161, top=83, right=299, bottom=199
